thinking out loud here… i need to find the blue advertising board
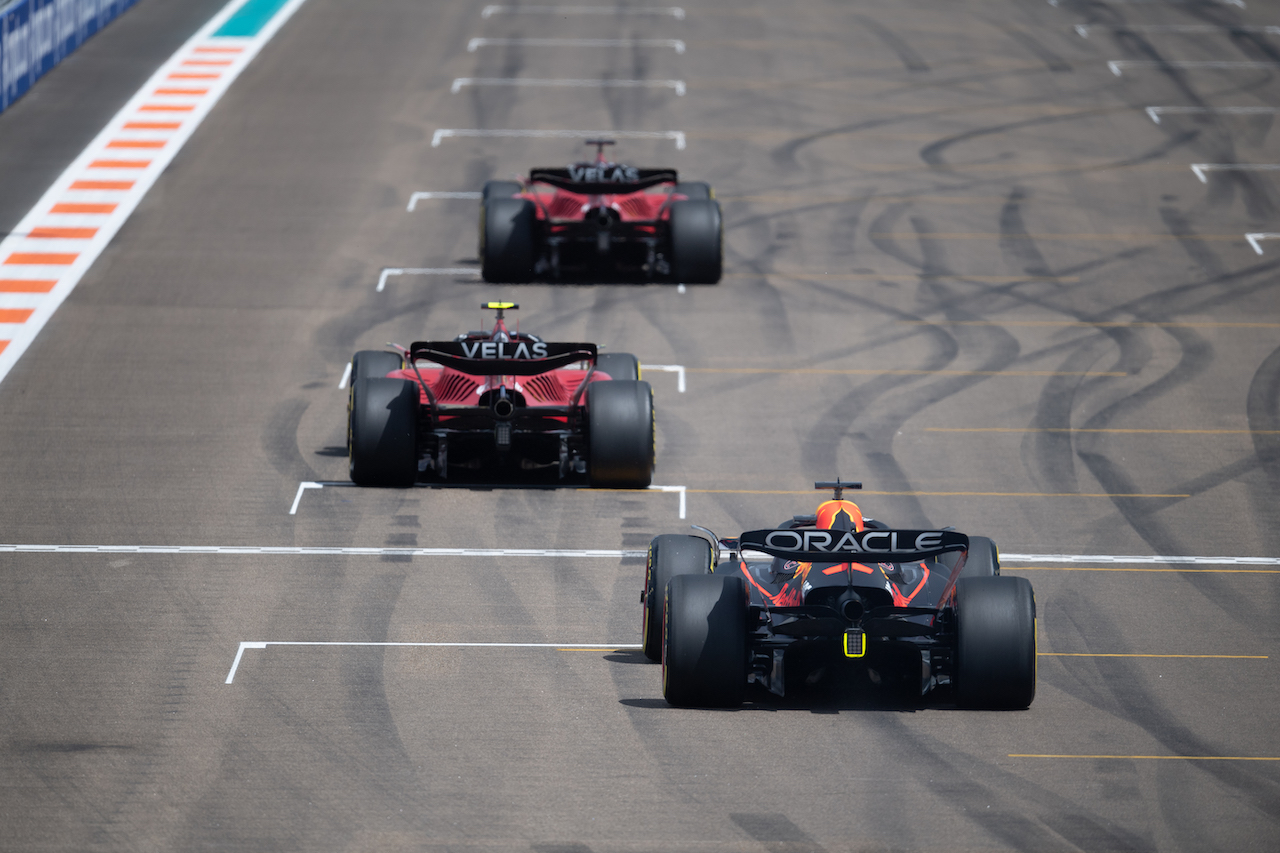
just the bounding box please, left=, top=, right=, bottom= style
left=1, top=0, right=141, bottom=114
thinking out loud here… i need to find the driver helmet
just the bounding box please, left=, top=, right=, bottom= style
left=815, top=499, right=864, bottom=532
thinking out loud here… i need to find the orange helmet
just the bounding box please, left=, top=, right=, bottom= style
left=815, top=499, right=864, bottom=532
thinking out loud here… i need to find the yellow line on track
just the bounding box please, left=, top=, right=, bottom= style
left=872, top=233, right=1245, bottom=241
left=925, top=427, right=1278, bottom=435
left=720, top=194, right=1008, bottom=203
left=685, top=489, right=1187, bottom=498
left=900, top=320, right=1280, bottom=328
left=1010, top=754, right=1280, bottom=761
left=1037, top=653, right=1267, bottom=659
left=686, top=367, right=1126, bottom=377
left=1005, top=566, right=1280, bottom=573
left=725, top=272, right=1078, bottom=282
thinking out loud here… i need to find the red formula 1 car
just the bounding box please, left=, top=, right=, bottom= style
left=347, top=302, right=655, bottom=488
left=640, top=480, right=1037, bottom=709
left=479, top=140, right=722, bottom=283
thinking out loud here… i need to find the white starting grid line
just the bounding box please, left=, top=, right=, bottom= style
left=288, top=481, right=687, bottom=518
left=1190, top=163, right=1280, bottom=182
left=1146, top=105, right=1280, bottom=124
left=1245, top=233, right=1280, bottom=254
left=467, top=38, right=686, bottom=54
left=431, top=129, right=686, bottom=149
left=376, top=267, right=479, bottom=291
left=451, top=77, right=686, bottom=96
left=225, top=641, right=643, bottom=684
left=1111, top=60, right=1280, bottom=76
left=481, top=5, right=685, bottom=18
left=642, top=364, right=686, bottom=392
left=5, top=543, right=1276, bottom=565
left=1076, top=24, right=1279, bottom=38
left=406, top=191, right=481, bottom=211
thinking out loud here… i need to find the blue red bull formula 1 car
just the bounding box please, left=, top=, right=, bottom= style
left=640, top=480, right=1037, bottom=709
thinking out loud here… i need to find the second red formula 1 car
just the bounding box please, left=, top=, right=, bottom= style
left=640, top=480, right=1037, bottom=709
left=479, top=140, right=722, bottom=284
left=347, top=302, right=655, bottom=488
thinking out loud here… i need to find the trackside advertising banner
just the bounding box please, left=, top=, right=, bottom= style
left=1, top=0, right=141, bottom=113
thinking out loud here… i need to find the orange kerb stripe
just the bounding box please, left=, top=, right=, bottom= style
left=107, top=140, right=166, bottom=149
left=0, top=341, right=8, bottom=354
left=124, top=121, right=180, bottom=129
left=28, top=227, right=97, bottom=239
left=168, top=73, right=219, bottom=79
left=70, top=180, right=134, bottom=190
left=181, top=59, right=232, bottom=66
left=90, top=160, right=151, bottom=168
left=153, top=88, right=208, bottom=95
left=4, top=253, right=78, bottom=265
left=51, top=203, right=117, bottom=214
left=194, top=46, right=242, bottom=53
left=139, top=104, right=194, bottom=112
left=0, top=308, right=34, bottom=323
left=0, top=280, right=56, bottom=292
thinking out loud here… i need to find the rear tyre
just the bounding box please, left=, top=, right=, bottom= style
left=642, top=534, right=713, bottom=661
left=669, top=199, right=722, bottom=284
left=587, top=379, right=655, bottom=488
left=481, top=197, right=536, bottom=283
left=349, top=377, right=419, bottom=487
left=675, top=181, right=712, bottom=201
left=482, top=180, right=522, bottom=201
left=954, top=576, right=1036, bottom=709
left=938, top=535, right=999, bottom=579
left=351, top=350, right=403, bottom=384
left=663, top=574, right=747, bottom=707
left=595, top=352, right=641, bottom=381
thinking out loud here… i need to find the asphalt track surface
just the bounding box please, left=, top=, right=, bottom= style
left=1, top=0, right=1278, bottom=850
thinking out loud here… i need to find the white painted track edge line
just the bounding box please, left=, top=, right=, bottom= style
left=0, top=0, right=314, bottom=388
left=3, top=544, right=1278, bottom=565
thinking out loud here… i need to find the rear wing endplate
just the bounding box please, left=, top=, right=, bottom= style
left=409, top=341, right=598, bottom=376
left=736, top=528, right=969, bottom=564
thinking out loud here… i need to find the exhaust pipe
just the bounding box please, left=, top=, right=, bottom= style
left=838, top=594, right=864, bottom=622
left=492, top=395, right=515, bottom=420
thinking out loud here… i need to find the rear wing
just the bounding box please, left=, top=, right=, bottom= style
left=737, top=528, right=969, bottom=564
left=409, top=341, right=597, bottom=376
left=528, top=167, right=678, bottom=195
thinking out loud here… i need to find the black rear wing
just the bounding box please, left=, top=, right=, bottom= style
left=409, top=341, right=597, bottom=376
left=528, top=167, right=678, bottom=195
left=737, top=528, right=969, bottom=564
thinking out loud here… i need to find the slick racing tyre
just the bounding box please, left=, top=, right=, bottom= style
left=351, top=350, right=403, bottom=384
left=349, top=377, right=419, bottom=487
left=642, top=534, right=714, bottom=661
left=675, top=181, right=712, bottom=201
left=482, top=180, right=522, bottom=201
left=663, top=574, right=747, bottom=708
left=938, top=535, right=1000, bottom=580
left=669, top=199, right=722, bottom=284
left=595, top=352, right=641, bottom=382
left=586, top=379, right=655, bottom=488
left=954, top=576, right=1036, bottom=710
left=481, top=197, right=536, bottom=283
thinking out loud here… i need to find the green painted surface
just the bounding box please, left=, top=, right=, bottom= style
left=213, top=0, right=291, bottom=37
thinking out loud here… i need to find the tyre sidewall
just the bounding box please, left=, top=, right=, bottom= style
left=955, top=576, right=1036, bottom=709
left=643, top=534, right=713, bottom=661
left=586, top=380, right=655, bottom=488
